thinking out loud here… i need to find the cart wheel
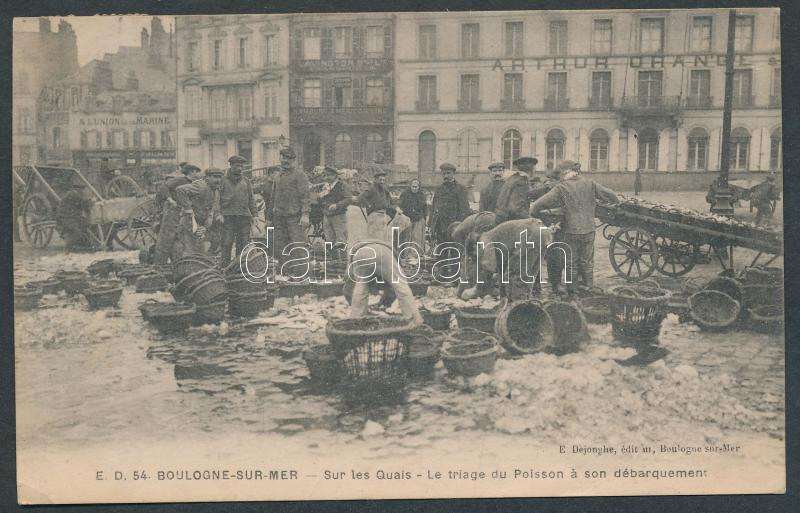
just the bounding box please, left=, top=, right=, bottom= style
left=105, top=176, right=142, bottom=199
left=21, top=193, right=56, bottom=249
left=608, top=227, right=657, bottom=281
left=655, top=237, right=698, bottom=277
left=117, top=199, right=159, bottom=249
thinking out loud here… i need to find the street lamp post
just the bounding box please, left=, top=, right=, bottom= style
left=711, top=9, right=738, bottom=216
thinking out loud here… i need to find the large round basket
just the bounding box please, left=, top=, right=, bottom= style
left=177, top=270, right=226, bottom=304
left=174, top=255, right=216, bottom=281
left=688, top=290, right=740, bottom=332
left=228, top=291, right=274, bottom=318
left=83, top=284, right=123, bottom=309
left=420, top=307, right=452, bottom=331
left=224, top=251, right=269, bottom=279
left=226, top=276, right=266, bottom=294
left=544, top=301, right=589, bottom=355
left=578, top=295, right=612, bottom=324
left=325, top=316, right=417, bottom=355
left=144, top=302, right=196, bottom=334
left=26, top=278, right=61, bottom=295
left=494, top=301, right=554, bottom=355
left=455, top=306, right=499, bottom=333
left=441, top=338, right=498, bottom=377
left=15, top=287, right=43, bottom=311
left=192, top=300, right=227, bottom=325
left=608, top=285, right=671, bottom=345
left=748, top=305, right=784, bottom=334
left=303, top=345, right=342, bottom=385
left=703, top=277, right=743, bottom=303
left=87, top=258, right=116, bottom=278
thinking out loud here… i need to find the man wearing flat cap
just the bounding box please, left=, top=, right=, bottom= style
left=354, top=168, right=394, bottom=242
left=219, top=155, right=257, bottom=267
left=174, top=168, right=224, bottom=256
left=531, top=159, right=619, bottom=297
left=269, top=147, right=311, bottom=270
left=494, top=156, right=536, bottom=224
left=480, top=162, right=506, bottom=213
left=154, top=164, right=203, bottom=263
left=318, top=166, right=353, bottom=254
left=429, top=162, right=471, bottom=283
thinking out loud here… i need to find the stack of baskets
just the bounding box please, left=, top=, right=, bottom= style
left=607, top=285, right=671, bottom=346
left=325, top=316, right=416, bottom=402
left=224, top=251, right=277, bottom=318
left=173, top=254, right=228, bottom=324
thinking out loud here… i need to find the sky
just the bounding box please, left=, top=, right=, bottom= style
left=14, top=15, right=175, bottom=66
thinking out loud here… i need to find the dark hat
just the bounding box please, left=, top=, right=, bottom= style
left=513, top=157, right=538, bottom=171
left=205, top=168, right=224, bottom=177
left=279, top=147, right=296, bottom=159
left=323, top=166, right=340, bottom=176
left=488, top=162, right=505, bottom=170
left=439, top=162, right=457, bottom=172
left=228, top=155, right=247, bottom=165
left=374, top=169, right=388, bottom=178
left=182, top=164, right=201, bottom=175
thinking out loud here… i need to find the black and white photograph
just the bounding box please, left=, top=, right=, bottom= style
left=11, top=8, right=786, bottom=503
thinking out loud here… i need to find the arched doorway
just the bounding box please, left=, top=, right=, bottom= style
left=418, top=130, right=436, bottom=176
left=302, top=132, right=322, bottom=172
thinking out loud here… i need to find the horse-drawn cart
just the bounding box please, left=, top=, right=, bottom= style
left=14, top=165, right=159, bottom=251
left=596, top=198, right=783, bottom=281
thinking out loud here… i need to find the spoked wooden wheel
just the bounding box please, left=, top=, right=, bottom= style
left=655, top=237, right=698, bottom=277
left=116, top=199, right=159, bottom=249
left=21, top=193, right=56, bottom=249
left=105, top=175, right=142, bottom=198
left=608, top=227, right=657, bottom=281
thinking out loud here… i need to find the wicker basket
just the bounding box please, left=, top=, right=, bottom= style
left=420, top=307, right=452, bottom=331
left=26, top=278, right=61, bottom=295
left=406, top=340, right=440, bottom=379
left=455, top=306, right=499, bottom=333
left=688, top=290, right=741, bottom=332
left=226, top=276, right=267, bottom=294
left=228, top=291, right=274, bottom=318
left=144, top=302, right=196, bottom=334
left=118, top=267, right=153, bottom=286
left=326, top=316, right=416, bottom=355
left=154, top=264, right=175, bottom=283
left=83, top=284, right=124, bottom=309
left=608, top=285, right=671, bottom=344
left=181, top=270, right=227, bottom=304
left=704, top=277, right=743, bottom=303
left=15, top=287, right=42, bottom=311
left=544, top=301, right=589, bottom=354
left=681, top=276, right=705, bottom=296
left=494, top=301, right=555, bottom=355
left=748, top=305, right=784, bottom=334
left=303, top=345, right=342, bottom=384
left=57, top=271, right=91, bottom=296
left=135, top=272, right=170, bottom=293
left=174, top=255, right=217, bottom=281
left=224, top=251, right=269, bottom=278
left=741, top=285, right=783, bottom=309
left=578, top=296, right=612, bottom=324
left=441, top=338, right=498, bottom=377
left=192, top=300, right=227, bottom=325
left=86, top=258, right=116, bottom=278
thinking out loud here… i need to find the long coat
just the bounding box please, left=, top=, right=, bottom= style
left=494, top=172, right=531, bottom=222
left=479, top=179, right=505, bottom=212
left=429, top=180, right=471, bottom=242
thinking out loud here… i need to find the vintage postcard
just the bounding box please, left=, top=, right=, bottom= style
left=12, top=8, right=785, bottom=504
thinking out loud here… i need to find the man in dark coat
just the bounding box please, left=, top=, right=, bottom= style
left=751, top=174, right=780, bottom=226
left=270, top=148, right=311, bottom=275
left=56, top=180, right=95, bottom=251
left=220, top=155, right=257, bottom=268
left=479, top=162, right=506, bottom=212
left=153, top=164, right=202, bottom=263
left=318, top=166, right=352, bottom=253
left=354, top=169, right=394, bottom=242
left=494, top=157, right=537, bottom=223
left=175, top=168, right=224, bottom=256
left=429, top=162, right=471, bottom=283
left=398, top=179, right=428, bottom=248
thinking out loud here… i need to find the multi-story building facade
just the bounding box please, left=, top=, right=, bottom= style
left=175, top=14, right=290, bottom=170
left=289, top=13, right=394, bottom=171
left=12, top=18, right=78, bottom=166
left=394, top=9, right=781, bottom=186
left=37, top=18, right=177, bottom=171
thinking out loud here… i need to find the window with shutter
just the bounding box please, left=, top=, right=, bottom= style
left=383, top=23, right=392, bottom=59
left=353, top=26, right=363, bottom=58
left=292, top=31, right=302, bottom=61
left=321, top=28, right=333, bottom=60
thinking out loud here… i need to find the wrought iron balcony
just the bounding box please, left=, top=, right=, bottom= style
left=543, top=97, right=570, bottom=111
left=769, top=95, right=781, bottom=108
left=199, top=118, right=257, bottom=136
left=684, top=95, right=714, bottom=109
left=618, top=95, right=681, bottom=116
left=732, top=95, right=755, bottom=108
left=415, top=100, right=440, bottom=113
left=500, top=98, right=526, bottom=111
left=457, top=99, right=482, bottom=112
left=292, top=57, right=392, bottom=73
left=290, top=106, right=393, bottom=124
left=587, top=97, right=614, bottom=111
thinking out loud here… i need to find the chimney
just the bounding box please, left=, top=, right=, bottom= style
left=39, top=17, right=51, bottom=33
left=126, top=70, right=139, bottom=91
left=141, top=28, right=150, bottom=49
